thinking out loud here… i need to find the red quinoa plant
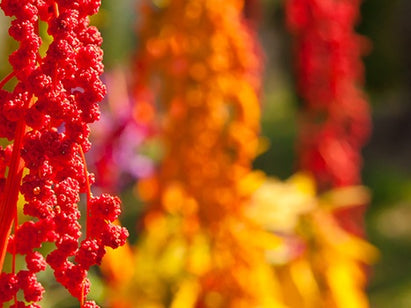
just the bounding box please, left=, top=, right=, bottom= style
left=286, top=0, right=371, bottom=235
left=0, top=0, right=127, bottom=307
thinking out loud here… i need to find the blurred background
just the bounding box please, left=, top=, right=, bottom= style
left=100, top=0, right=411, bottom=306
left=1, top=0, right=411, bottom=307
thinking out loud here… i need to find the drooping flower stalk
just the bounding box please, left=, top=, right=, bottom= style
left=102, top=0, right=281, bottom=307
left=286, top=0, right=371, bottom=190
left=0, top=1, right=127, bottom=306
left=286, top=0, right=371, bottom=236
left=278, top=0, right=376, bottom=306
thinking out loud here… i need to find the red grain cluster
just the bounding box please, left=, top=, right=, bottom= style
left=0, top=0, right=127, bottom=306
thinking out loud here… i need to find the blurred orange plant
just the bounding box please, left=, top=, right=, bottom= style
left=103, top=0, right=282, bottom=307
left=101, top=0, right=377, bottom=307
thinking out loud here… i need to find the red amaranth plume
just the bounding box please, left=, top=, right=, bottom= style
left=286, top=0, right=371, bottom=235
left=0, top=0, right=128, bottom=306
left=286, top=0, right=371, bottom=190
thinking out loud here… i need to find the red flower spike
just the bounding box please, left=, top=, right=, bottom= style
left=286, top=0, right=371, bottom=191
left=286, top=0, right=371, bottom=237
left=0, top=0, right=127, bottom=306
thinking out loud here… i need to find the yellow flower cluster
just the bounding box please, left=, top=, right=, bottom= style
left=249, top=174, right=378, bottom=308
left=103, top=174, right=377, bottom=308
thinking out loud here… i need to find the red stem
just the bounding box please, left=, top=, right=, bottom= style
left=78, top=146, right=91, bottom=307
left=80, top=280, right=85, bottom=307
left=53, top=2, right=59, bottom=17
left=12, top=206, right=18, bottom=306
left=0, top=97, right=30, bottom=272
left=11, top=209, right=17, bottom=275
left=0, top=72, right=16, bottom=89
left=78, top=146, right=92, bottom=238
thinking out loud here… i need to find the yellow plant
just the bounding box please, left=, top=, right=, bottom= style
left=249, top=173, right=378, bottom=308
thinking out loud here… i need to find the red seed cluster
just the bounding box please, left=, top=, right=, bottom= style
left=0, top=0, right=127, bottom=306
left=286, top=0, right=371, bottom=190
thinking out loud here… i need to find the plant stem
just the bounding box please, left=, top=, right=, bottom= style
left=0, top=96, right=29, bottom=272
left=79, top=146, right=92, bottom=238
